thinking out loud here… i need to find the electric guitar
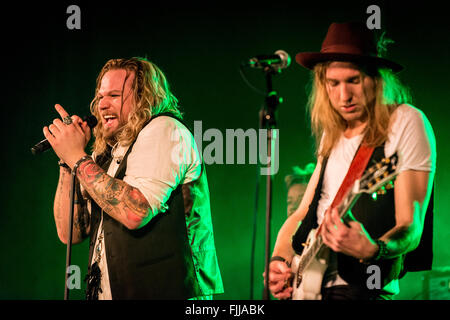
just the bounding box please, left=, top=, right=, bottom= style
left=290, top=154, right=399, bottom=300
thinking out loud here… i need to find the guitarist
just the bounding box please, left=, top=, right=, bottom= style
left=267, top=22, right=436, bottom=300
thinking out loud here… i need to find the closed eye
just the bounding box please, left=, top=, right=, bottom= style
left=349, top=77, right=361, bottom=84
left=327, top=80, right=339, bottom=87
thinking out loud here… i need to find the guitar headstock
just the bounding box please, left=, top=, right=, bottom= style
left=356, top=153, right=399, bottom=196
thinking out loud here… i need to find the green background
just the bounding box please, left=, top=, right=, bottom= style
left=1, top=1, right=449, bottom=300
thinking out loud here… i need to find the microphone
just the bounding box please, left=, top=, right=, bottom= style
left=246, top=50, right=291, bottom=70
left=31, top=115, right=98, bottom=155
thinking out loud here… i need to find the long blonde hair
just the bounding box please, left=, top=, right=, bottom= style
left=89, top=57, right=182, bottom=155
left=308, top=62, right=411, bottom=158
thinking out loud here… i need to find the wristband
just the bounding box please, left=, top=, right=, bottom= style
left=58, top=159, right=70, bottom=169
left=270, top=256, right=287, bottom=264
left=360, top=239, right=388, bottom=264
left=270, top=256, right=291, bottom=267
left=72, top=155, right=92, bottom=175
left=373, top=239, right=388, bottom=262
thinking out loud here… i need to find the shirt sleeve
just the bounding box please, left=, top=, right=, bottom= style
left=389, top=105, right=436, bottom=174
left=122, top=116, right=202, bottom=217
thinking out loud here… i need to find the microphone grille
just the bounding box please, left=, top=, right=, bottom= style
left=275, top=50, right=291, bottom=69
left=83, top=115, right=98, bottom=128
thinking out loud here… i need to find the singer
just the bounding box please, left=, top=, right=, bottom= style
left=44, top=57, right=223, bottom=300
left=266, top=22, right=436, bottom=300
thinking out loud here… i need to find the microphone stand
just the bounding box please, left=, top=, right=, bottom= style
left=259, top=66, right=281, bottom=300
left=64, top=171, right=77, bottom=300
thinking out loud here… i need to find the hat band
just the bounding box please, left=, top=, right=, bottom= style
left=321, top=44, right=376, bottom=56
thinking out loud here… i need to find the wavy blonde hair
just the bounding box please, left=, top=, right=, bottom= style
left=308, top=62, right=411, bottom=158
left=89, top=57, right=182, bottom=155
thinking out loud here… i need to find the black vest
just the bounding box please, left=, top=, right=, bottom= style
left=292, top=144, right=433, bottom=287
left=87, top=114, right=218, bottom=299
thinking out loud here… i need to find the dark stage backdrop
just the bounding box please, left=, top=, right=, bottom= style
left=1, top=1, right=449, bottom=300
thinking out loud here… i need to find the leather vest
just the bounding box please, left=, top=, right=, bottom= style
left=87, top=114, right=223, bottom=299
left=292, top=144, right=433, bottom=288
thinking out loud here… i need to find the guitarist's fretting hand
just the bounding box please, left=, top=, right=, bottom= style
left=321, top=207, right=378, bottom=260
left=266, top=260, right=293, bottom=299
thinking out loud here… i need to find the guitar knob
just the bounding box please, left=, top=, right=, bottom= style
left=386, top=181, right=394, bottom=189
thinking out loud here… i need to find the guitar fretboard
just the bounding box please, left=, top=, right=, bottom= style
left=297, top=191, right=359, bottom=273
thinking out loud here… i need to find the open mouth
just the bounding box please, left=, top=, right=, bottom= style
left=103, top=115, right=118, bottom=127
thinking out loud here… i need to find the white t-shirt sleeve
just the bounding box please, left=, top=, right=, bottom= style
left=386, top=104, right=436, bottom=173
left=122, top=116, right=202, bottom=217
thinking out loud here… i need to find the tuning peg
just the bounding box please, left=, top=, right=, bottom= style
left=377, top=187, right=386, bottom=195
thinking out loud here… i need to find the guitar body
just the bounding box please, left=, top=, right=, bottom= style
left=291, top=228, right=330, bottom=300
left=286, top=154, right=398, bottom=300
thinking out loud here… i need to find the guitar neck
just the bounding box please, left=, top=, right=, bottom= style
left=306, top=191, right=362, bottom=262
left=336, top=190, right=361, bottom=222
left=298, top=154, right=399, bottom=273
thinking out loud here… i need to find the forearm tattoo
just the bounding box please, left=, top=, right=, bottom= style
left=54, top=169, right=68, bottom=232
left=55, top=168, right=90, bottom=241
left=75, top=159, right=150, bottom=228
left=73, top=180, right=90, bottom=238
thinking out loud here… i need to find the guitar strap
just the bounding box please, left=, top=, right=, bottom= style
left=317, top=143, right=375, bottom=233
left=292, top=142, right=374, bottom=254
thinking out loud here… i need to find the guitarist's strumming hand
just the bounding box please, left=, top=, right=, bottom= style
left=266, top=260, right=293, bottom=300
left=321, top=207, right=378, bottom=261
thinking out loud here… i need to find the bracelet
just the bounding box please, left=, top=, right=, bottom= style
left=270, top=256, right=286, bottom=263
left=270, top=256, right=291, bottom=267
left=58, top=159, right=70, bottom=169
left=360, top=239, right=388, bottom=264
left=72, top=155, right=92, bottom=175
left=373, top=239, right=388, bottom=262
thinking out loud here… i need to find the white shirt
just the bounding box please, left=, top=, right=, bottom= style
left=317, top=104, right=436, bottom=292
left=88, top=116, right=202, bottom=299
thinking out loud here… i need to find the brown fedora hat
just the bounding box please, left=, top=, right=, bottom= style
left=296, top=22, right=403, bottom=72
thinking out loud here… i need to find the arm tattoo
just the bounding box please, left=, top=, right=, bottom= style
left=54, top=169, right=67, bottom=235
left=73, top=181, right=90, bottom=238
left=75, top=158, right=150, bottom=228
left=55, top=168, right=90, bottom=241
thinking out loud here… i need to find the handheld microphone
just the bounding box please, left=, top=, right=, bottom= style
left=246, top=50, right=291, bottom=70
left=31, top=115, right=98, bottom=155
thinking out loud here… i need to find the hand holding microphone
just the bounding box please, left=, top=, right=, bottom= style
left=35, top=104, right=98, bottom=169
